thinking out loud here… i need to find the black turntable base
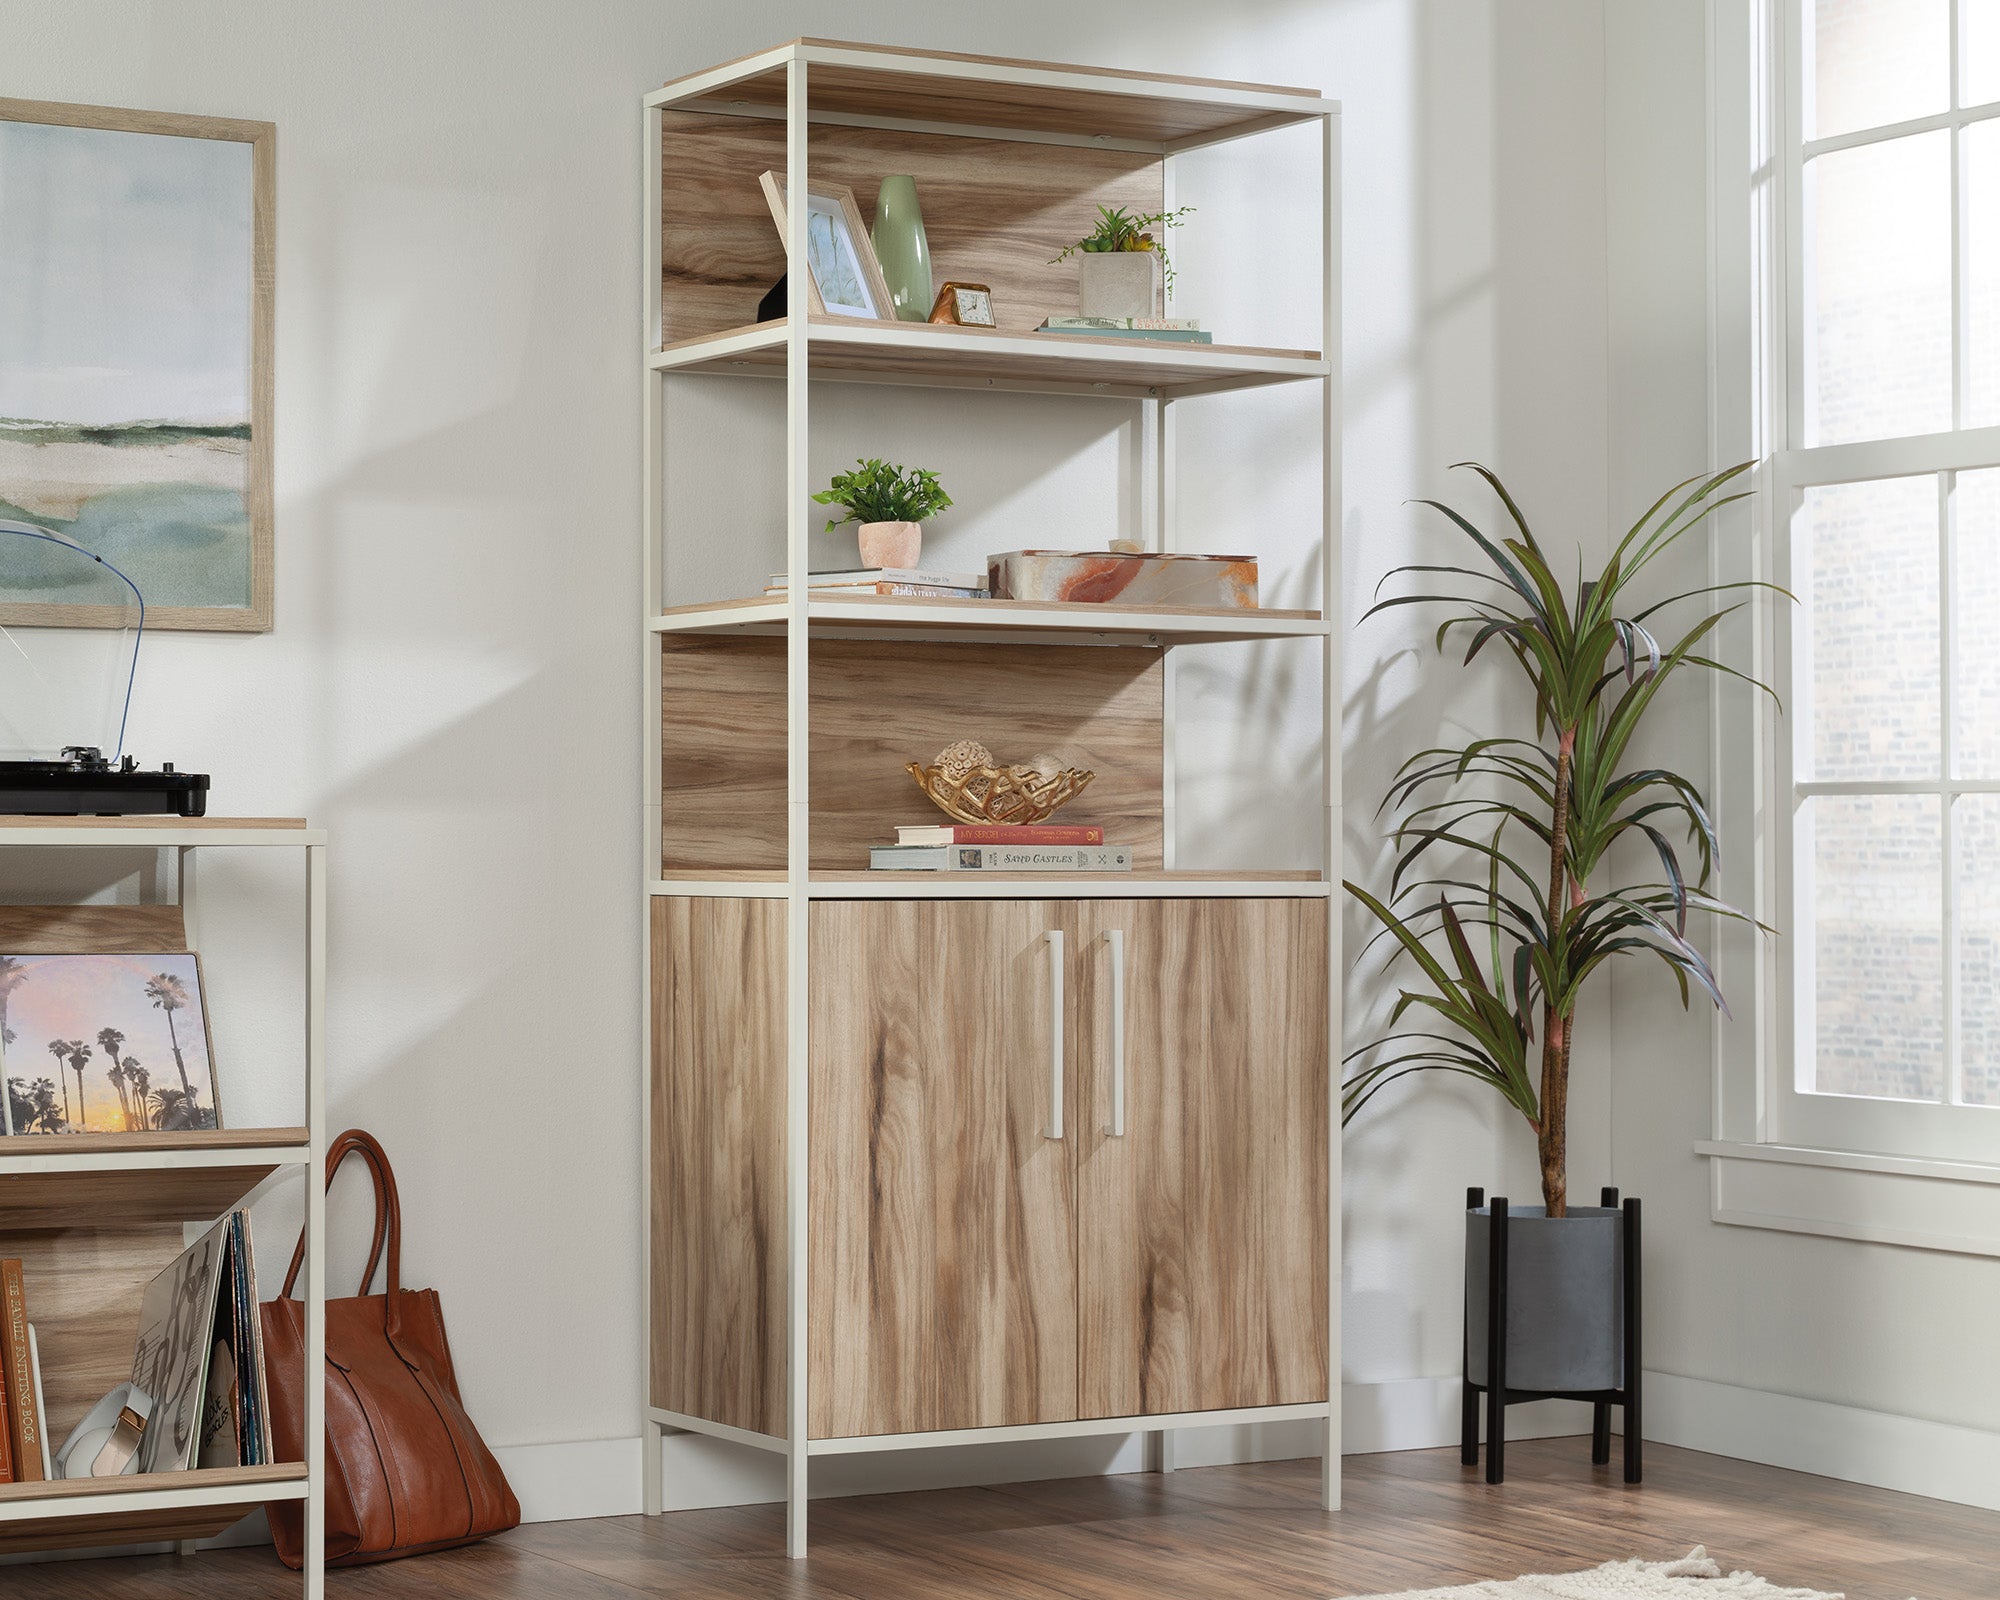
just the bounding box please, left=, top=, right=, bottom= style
left=0, top=747, right=210, bottom=817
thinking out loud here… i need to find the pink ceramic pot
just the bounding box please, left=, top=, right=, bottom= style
left=857, top=520, right=922, bottom=569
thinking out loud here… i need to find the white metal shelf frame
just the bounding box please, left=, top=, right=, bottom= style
left=0, top=825, right=327, bottom=1597
left=640, top=41, right=1342, bottom=1558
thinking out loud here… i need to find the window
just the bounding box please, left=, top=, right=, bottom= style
left=1773, top=0, right=2000, bottom=1161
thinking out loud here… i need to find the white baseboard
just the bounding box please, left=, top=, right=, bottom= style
left=1646, top=1371, right=2000, bottom=1513
left=16, top=1374, right=1987, bottom=1551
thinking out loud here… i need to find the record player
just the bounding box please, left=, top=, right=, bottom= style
left=0, top=521, right=213, bottom=817
left=0, top=747, right=209, bottom=818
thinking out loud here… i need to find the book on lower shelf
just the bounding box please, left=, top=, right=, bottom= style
left=764, top=581, right=987, bottom=598
left=895, top=823, right=1104, bottom=846
left=1, top=1256, right=46, bottom=1483
left=870, top=843, right=1132, bottom=872
left=767, top=567, right=987, bottom=595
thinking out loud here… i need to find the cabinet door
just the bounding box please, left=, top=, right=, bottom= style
left=808, top=899, right=1077, bottom=1438
left=1070, top=898, right=1329, bottom=1418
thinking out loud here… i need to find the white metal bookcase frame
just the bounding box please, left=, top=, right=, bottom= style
left=639, top=41, right=1342, bottom=1558
left=0, top=823, right=327, bottom=1600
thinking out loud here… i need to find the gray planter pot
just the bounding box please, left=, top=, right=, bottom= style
left=1465, top=1204, right=1624, bottom=1391
left=1460, top=1188, right=1643, bottom=1486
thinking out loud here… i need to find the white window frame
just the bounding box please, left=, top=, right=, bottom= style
left=1704, top=0, right=2000, bottom=1249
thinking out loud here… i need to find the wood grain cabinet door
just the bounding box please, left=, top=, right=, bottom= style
left=1069, top=898, right=1330, bottom=1418
left=808, top=899, right=1079, bottom=1438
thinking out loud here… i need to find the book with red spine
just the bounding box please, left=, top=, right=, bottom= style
left=895, top=823, right=1104, bottom=846
left=0, top=1258, right=42, bottom=1482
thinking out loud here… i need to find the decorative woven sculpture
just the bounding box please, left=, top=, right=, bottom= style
left=907, top=740, right=1095, bottom=826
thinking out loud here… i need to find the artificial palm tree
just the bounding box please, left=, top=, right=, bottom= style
left=48, top=1038, right=73, bottom=1128
left=145, top=972, right=197, bottom=1109
left=67, top=1040, right=92, bottom=1131
left=97, top=1029, right=128, bottom=1124
left=1345, top=462, right=1775, bottom=1217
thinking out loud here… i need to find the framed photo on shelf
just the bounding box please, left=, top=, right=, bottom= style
left=0, top=950, right=223, bottom=1135
left=757, top=171, right=895, bottom=320
left=0, top=98, right=275, bottom=633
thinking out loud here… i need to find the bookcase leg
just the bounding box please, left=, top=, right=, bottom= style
left=1147, top=1428, right=1178, bottom=1474
left=643, top=1417, right=664, bottom=1517
left=786, top=1446, right=808, bottom=1559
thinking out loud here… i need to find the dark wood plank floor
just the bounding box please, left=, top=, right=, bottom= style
left=4, top=1439, right=1987, bottom=1599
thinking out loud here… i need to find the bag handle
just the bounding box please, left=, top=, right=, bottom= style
left=281, top=1129, right=404, bottom=1312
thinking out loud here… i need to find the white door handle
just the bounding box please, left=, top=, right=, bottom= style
left=1105, top=929, right=1125, bottom=1137
left=1045, top=929, right=1065, bottom=1140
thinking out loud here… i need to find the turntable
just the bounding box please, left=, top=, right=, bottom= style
left=0, top=521, right=213, bottom=817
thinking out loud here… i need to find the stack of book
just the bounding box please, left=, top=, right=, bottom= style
left=765, top=568, right=988, bottom=599
left=870, top=822, right=1132, bottom=873
left=1035, top=316, right=1214, bottom=345
left=1, top=1257, right=53, bottom=1483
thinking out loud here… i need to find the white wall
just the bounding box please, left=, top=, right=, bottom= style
left=0, top=0, right=1616, bottom=1521
left=1605, top=0, right=2000, bottom=1499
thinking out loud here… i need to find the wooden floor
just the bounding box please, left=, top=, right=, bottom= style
left=5, top=1439, right=1988, bottom=1599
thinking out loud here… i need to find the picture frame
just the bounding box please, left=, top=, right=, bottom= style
left=0, top=949, right=225, bottom=1135
left=757, top=172, right=895, bottom=321
left=0, top=98, right=275, bottom=633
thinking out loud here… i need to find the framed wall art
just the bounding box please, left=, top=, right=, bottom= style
left=758, top=171, right=894, bottom=321
left=0, top=950, right=224, bottom=1135
left=0, top=98, right=274, bottom=632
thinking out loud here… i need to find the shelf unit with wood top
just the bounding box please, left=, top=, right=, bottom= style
left=641, top=41, right=1341, bottom=1558
left=0, top=819, right=326, bottom=1596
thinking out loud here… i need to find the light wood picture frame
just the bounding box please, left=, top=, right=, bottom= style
left=0, top=98, right=275, bottom=633
left=757, top=171, right=895, bottom=321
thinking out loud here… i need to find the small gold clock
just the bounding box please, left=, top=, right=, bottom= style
left=929, top=281, right=996, bottom=327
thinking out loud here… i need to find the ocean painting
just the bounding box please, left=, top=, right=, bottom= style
left=0, top=951, right=222, bottom=1136
left=0, top=108, right=270, bottom=628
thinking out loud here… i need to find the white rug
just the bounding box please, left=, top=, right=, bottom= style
left=1347, top=1548, right=1850, bottom=1600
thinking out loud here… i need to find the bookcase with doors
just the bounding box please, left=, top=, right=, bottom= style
left=640, top=40, right=1340, bottom=1557
left=0, top=817, right=326, bottom=1598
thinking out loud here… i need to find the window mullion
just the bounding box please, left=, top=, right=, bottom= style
left=1944, top=469, right=1964, bottom=1106
left=1951, top=0, right=1967, bottom=430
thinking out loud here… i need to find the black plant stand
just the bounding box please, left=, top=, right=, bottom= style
left=1460, top=1186, right=1642, bottom=1486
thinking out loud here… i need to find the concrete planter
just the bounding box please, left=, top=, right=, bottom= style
left=857, top=520, right=921, bottom=570
left=1077, top=250, right=1162, bottom=320
left=1465, top=1204, right=1624, bottom=1392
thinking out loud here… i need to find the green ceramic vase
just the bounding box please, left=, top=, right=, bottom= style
left=871, top=176, right=933, bottom=322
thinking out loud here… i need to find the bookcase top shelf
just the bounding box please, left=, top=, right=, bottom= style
left=652, top=317, right=1327, bottom=398
left=0, top=1127, right=311, bottom=1228
left=0, top=817, right=323, bottom=848
left=651, top=595, right=1327, bottom=648
left=652, top=38, right=1337, bottom=151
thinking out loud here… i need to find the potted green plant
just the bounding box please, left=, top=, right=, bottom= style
left=813, top=458, right=953, bottom=570
left=1052, top=204, right=1194, bottom=320
left=1345, top=461, right=1775, bottom=1478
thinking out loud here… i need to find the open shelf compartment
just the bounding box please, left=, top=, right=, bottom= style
left=0, top=1465, right=308, bottom=1555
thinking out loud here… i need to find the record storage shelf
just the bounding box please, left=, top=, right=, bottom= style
left=0, top=819, right=328, bottom=1593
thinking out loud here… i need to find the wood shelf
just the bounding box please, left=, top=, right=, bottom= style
left=651, top=594, right=1326, bottom=647
left=0, top=1128, right=311, bottom=1228
left=652, top=871, right=1329, bottom=900
left=652, top=317, right=1326, bottom=398
left=656, top=38, right=1334, bottom=149
left=0, top=1464, right=308, bottom=1555
left=0, top=817, right=323, bottom=848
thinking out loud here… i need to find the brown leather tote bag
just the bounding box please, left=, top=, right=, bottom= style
left=262, top=1129, right=520, bottom=1569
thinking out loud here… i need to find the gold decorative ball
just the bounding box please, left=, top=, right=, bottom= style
left=935, top=739, right=993, bottom=781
